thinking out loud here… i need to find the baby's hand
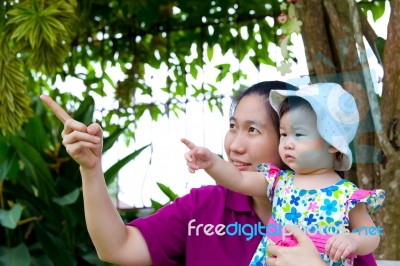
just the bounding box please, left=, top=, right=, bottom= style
left=181, top=138, right=215, bottom=173
left=325, top=234, right=358, bottom=262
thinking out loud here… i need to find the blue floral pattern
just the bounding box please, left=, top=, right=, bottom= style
left=249, top=163, right=385, bottom=266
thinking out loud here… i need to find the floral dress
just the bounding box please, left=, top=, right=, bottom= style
left=249, top=163, right=385, bottom=266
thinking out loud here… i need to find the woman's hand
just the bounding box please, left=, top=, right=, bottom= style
left=40, top=95, right=103, bottom=169
left=181, top=138, right=216, bottom=173
left=266, top=226, right=327, bottom=266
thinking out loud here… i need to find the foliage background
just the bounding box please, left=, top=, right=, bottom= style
left=1, top=0, right=399, bottom=264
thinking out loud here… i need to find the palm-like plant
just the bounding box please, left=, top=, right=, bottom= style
left=0, top=93, right=149, bottom=265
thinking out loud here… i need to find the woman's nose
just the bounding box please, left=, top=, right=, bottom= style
left=229, top=134, right=246, bottom=154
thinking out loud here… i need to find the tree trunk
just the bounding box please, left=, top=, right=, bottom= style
left=297, top=0, right=377, bottom=188
left=376, top=0, right=400, bottom=259
left=296, top=0, right=399, bottom=259
left=295, top=0, right=334, bottom=78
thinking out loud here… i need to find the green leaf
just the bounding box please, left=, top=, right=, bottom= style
left=190, top=64, right=198, bottom=79
left=8, top=134, right=55, bottom=203
left=0, top=203, right=22, bottom=229
left=156, top=182, right=178, bottom=201
left=24, top=116, right=50, bottom=153
left=175, top=83, right=186, bottom=96
left=216, top=64, right=230, bottom=82
left=104, top=144, right=150, bottom=185
left=52, top=188, right=80, bottom=206
left=135, top=105, right=147, bottom=121
left=215, top=100, right=223, bottom=114
left=0, top=137, right=12, bottom=182
left=29, top=254, right=53, bottom=266
left=40, top=6, right=61, bottom=17
left=82, top=251, right=107, bottom=266
left=207, top=83, right=218, bottom=93
left=103, top=71, right=115, bottom=88
left=10, top=20, right=34, bottom=42
left=103, top=127, right=125, bottom=153
left=207, top=100, right=214, bottom=112
left=0, top=155, right=15, bottom=183
left=34, top=223, right=76, bottom=266
left=0, top=243, right=30, bottom=266
left=0, top=155, right=18, bottom=182
left=73, top=96, right=95, bottom=126
left=45, top=17, right=67, bottom=33
left=359, top=1, right=386, bottom=22
left=207, top=44, right=214, bottom=62
left=375, top=37, right=385, bottom=65
left=150, top=199, right=164, bottom=212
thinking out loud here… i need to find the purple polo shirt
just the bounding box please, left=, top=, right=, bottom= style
left=128, top=185, right=376, bottom=266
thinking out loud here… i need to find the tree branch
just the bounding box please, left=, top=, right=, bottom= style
left=348, top=0, right=394, bottom=158
left=357, top=4, right=382, bottom=65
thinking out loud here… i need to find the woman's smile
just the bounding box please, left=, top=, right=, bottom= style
left=230, top=159, right=252, bottom=171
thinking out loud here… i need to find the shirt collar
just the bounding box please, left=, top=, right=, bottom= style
left=226, top=189, right=253, bottom=212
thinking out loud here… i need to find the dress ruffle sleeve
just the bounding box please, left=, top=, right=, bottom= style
left=346, top=188, right=385, bottom=215
left=256, top=163, right=281, bottom=201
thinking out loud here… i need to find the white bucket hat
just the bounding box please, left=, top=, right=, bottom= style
left=269, top=83, right=359, bottom=171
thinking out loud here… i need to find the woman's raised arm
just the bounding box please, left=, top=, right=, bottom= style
left=40, top=95, right=152, bottom=265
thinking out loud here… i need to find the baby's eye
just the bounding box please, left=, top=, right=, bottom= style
left=295, top=133, right=304, bottom=137
left=280, top=133, right=287, bottom=137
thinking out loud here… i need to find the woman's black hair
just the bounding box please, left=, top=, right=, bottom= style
left=230, top=81, right=298, bottom=137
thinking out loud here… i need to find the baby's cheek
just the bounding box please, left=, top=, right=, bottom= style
left=297, top=149, right=333, bottom=168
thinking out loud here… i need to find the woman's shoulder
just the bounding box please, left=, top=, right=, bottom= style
left=131, top=185, right=233, bottom=225
left=179, top=184, right=252, bottom=213
left=170, top=185, right=228, bottom=207
left=184, top=184, right=231, bottom=202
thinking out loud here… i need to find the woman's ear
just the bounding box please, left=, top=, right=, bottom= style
left=328, top=145, right=339, bottom=154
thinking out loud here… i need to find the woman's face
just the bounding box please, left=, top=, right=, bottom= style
left=224, top=94, right=282, bottom=172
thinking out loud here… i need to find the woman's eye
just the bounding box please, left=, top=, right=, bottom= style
left=229, top=123, right=236, bottom=129
left=249, top=127, right=259, bottom=133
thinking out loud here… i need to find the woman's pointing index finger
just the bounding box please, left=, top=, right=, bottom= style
left=40, top=95, right=72, bottom=124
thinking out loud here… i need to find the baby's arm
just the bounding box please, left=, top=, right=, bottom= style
left=325, top=203, right=380, bottom=262
left=181, top=138, right=267, bottom=196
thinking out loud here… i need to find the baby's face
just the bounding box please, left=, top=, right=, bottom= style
left=278, top=108, right=334, bottom=173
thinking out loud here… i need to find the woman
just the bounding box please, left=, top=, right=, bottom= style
left=40, top=81, right=376, bottom=265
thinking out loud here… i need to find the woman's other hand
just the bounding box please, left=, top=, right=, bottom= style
left=40, top=95, right=103, bottom=169
left=266, top=225, right=326, bottom=266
